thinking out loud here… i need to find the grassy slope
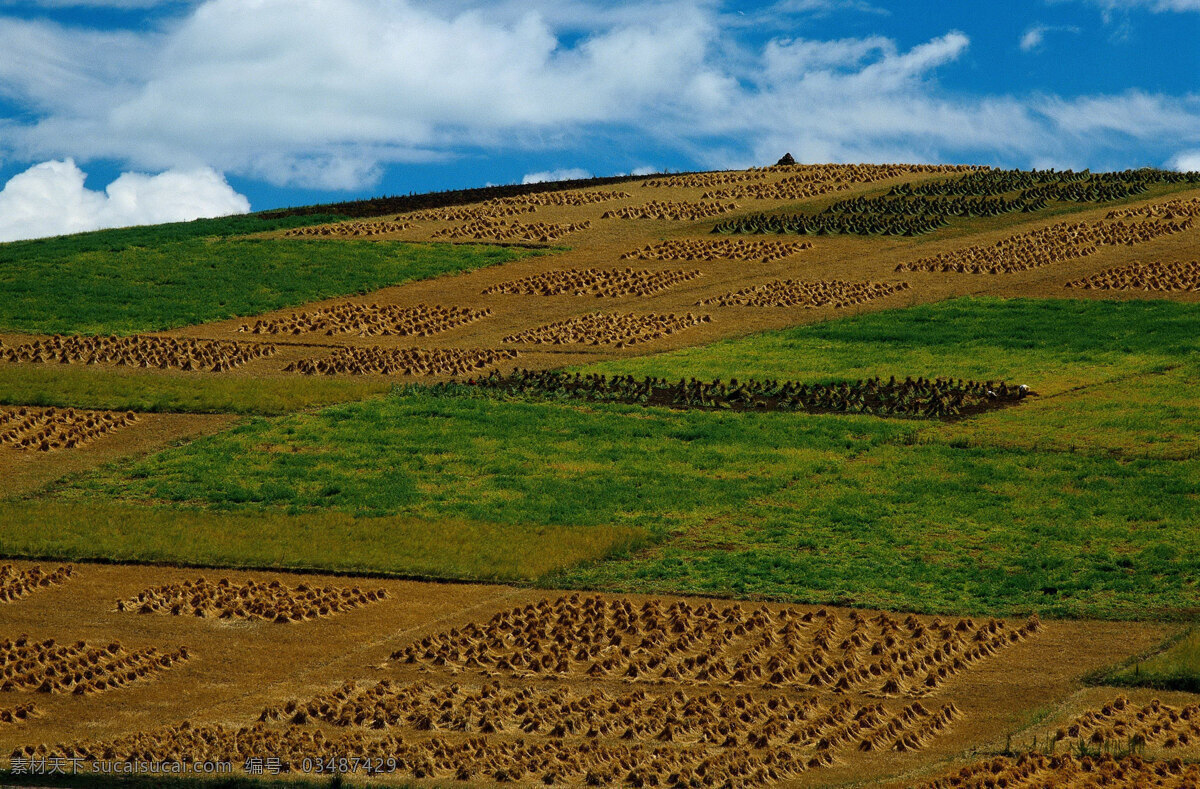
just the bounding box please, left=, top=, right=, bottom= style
left=49, top=393, right=907, bottom=528
left=12, top=297, right=1199, bottom=618
left=560, top=297, right=1200, bottom=618
left=0, top=237, right=529, bottom=335
left=1101, top=629, right=1200, bottom=692
left=17, top=395, right=907, bottom=584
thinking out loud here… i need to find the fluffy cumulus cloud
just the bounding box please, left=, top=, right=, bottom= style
left=1, top=0, right=1199, bottom=191
left=0, top=159, right=249, bottom=242
left=1169, top=150, right=1200, bottom=172
left=1020, top=27, right=1048, bottom=50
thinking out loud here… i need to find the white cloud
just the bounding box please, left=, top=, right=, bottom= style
left=522, top=167, right=591, bottom=184
left=1038, top=91, right=1200, bottom=138
left=1168, top=150, right=1200, bottom=171
left=0, top=159, right=249, bottom=242
left=1020, top=26, right=1047, bottom=50
left=1020, top=24, right=1081, bottom=51
left=0, top=1, right=729, bottom=188
left=1069, top=0, right=1200, bottom=10
left=0, top=1, right=1197, bottom=190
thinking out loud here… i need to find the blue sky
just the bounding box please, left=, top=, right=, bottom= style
left=0, top=0, right=1197, bottom=238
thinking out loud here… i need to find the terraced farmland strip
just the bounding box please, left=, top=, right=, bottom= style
left=1106, top=196, right=1200, bottom=220
left=283, top=220, right=412, bottom=238
left=621, top=238, right=812, bottom=263
left=482, top=268, right=701, bottom=298
left=0, top=635, right=189, bottom=696
left=239, top=302, right=491, bottom=337
left=0, top=407, right=138, bottom=451
left=601, top=200, right=739, bottom=220
left=431, top=218, right=590, bottom=243
left=501, top=312, right=710, bottom=347
left=1, top=335, right=276, bottom=372
left=284, top=346, right=518, bottom=377
left=1066, top=261, right=1200, bottom=291
left=913, top=753, right=1200, bottom=788
left=896, top=220, right=1193, bottom=274
left=697, top=279, right=909, bottom=309
left=392, top=595, right=1041, bottom=697
left=119, top=577, right=388, bottom=623
left=0, top=565, right=73, bottom=602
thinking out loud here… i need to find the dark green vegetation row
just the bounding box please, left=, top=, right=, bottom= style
left=424, top=370, right=1031, bottom=419
left=11, top=298, right=1198, bottom=620
left=713, top=168, right=1200, bottom=236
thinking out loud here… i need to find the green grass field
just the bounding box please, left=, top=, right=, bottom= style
left=51, top=392, right=906, bottom=526
left=584, top=297, right=1200, bottom=396
left=1102, top=629, right=1200, bottom=692
left=0, top=233, right=533, bottom=335
left=11, top=297, right=1197, bottom=619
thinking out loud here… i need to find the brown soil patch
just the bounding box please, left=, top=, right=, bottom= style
left=502, top=312, right=711, bottom=347
left=602, top=200, right=739, bottom=221
left=0, top=702, right=36, bottom=726
left=896, top=219, right=1192, bottom=275
left=698, top=279, right=910, bottom=309
left=1052, top=695, right=1200, bottom=750
left=431, top=218, right=592, bottom=243
left=622, top=238, right=813, bottom=263
left=493, top=190, right=633, bottom=208
left=283, top=346, right=518, bottom=377
left=284, top=219, right=412, bottom=238
left=405, top=203, right=538, bottom=222
left=0, top=560, right=1178, bottom=787
left=909, top=753, right=1200, bottom=788
left=643, top=172, right=763, bottom=189
left=1, top=335, right=276, bottom=373
left=483, top=268, right=702, bottom=298
left=0, top=632, right=189, bottom=697
left=238, top=302, right=491, bottom=338
left=1066, top=261, right=1200, bottom=292
left=0, top=407, right=138, bottom=452
left=118, top=578, right=389, bottom=624
left=1105, top=196, right=1200, bottom=220
left=0, top=565, right=73, bottom=604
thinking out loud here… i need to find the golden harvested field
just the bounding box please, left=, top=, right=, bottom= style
left=0, top=560, right=1185, bottom=787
